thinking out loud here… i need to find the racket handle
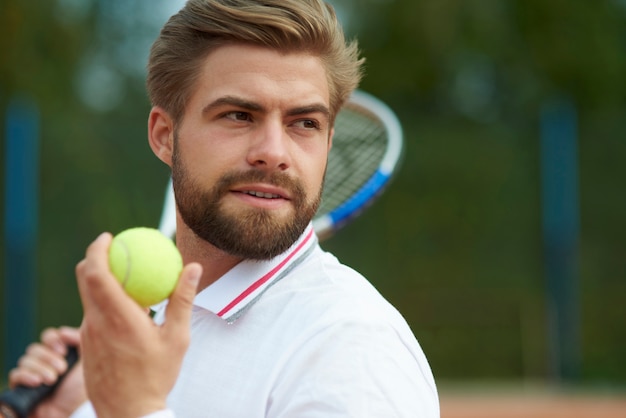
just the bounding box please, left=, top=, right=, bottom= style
left=0, top=346, right=79, bottom=418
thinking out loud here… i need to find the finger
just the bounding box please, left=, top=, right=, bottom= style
left=58, top=326, right=82, bottom=349
left=8, top=367, right=45, bottom=388
left=40, top=327, right=70, bottom=355
left=77, top=232, right=136, bottom=315
left=39, top=327, right=81, bottom=378
left=25, top=344, right=68, bottom=372
left=76, top=233, right=113, bottom=312
left=15, top=352, right=61, bottom=385
left=162, top=263, right=202, bottom=340
left=84, top=232, right=113, bottom=271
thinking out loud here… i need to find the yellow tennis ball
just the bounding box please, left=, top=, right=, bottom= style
left=108, top=227, right=182, bottom=307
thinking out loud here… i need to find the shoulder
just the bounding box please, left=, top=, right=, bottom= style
left=277, top=245, right=406, bottom=326
left=269, top=245, right=436, bottom=386
left=267, top=248, right=440, bottom=416
left=257, top=246, right=440, bottom=416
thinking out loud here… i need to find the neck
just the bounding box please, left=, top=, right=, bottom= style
left=175, top=215, right=243, bottom=293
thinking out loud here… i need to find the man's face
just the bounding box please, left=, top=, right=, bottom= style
left=171, top=44, right=332, bottom=260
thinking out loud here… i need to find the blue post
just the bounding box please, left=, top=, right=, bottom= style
left=3, top=97, right=40, bottom=375
left=540, top=97, right=581, bottom=381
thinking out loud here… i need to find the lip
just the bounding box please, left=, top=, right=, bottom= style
left=230, top=183, right=291, bottom=201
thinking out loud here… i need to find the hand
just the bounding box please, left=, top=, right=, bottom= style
left=7, top=327, right=87, bottom=418
left=76, top=232, right=201, bottom=418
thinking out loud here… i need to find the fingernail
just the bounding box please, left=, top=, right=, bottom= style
left=188, top=264, right=202, bottom=285
left=52, top=342, right=65, bottom=355
left=43, top=369, right=57, bottom=382
left=97, top=232, right=110, bottom=241
left=24, top=375, right=43, bottom=386
left=52, top=357, right=66, bottom=371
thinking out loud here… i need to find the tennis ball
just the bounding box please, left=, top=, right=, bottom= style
left=108, top=227, right=183, bottom=307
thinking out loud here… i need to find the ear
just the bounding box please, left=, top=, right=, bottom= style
left=148, top=106, right=175, bottom=167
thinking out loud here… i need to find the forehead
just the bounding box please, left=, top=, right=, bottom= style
left=189, top=44, right=330, bottom=109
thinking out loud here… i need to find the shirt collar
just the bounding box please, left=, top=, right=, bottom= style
left=193, top=223, right=317, bottom=323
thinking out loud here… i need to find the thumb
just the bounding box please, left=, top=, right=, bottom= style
left=162, top=263, right=202, bottom=334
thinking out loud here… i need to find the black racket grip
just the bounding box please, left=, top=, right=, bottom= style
left=0, top=346, right=79, bottom=418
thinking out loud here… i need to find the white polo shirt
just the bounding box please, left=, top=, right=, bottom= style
left=72, top=224, right=439, bottom=417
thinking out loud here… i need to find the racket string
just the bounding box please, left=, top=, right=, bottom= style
left=317, top=105, right=388, bottom=216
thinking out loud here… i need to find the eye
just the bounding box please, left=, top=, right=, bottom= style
left=224, top=111, right=252, bottom=122
left=293, top=119, right=321, bottom=130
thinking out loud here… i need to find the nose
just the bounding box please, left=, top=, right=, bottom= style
left=246, top=119, right=291, bottom=171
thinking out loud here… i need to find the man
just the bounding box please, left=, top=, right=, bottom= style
left=6, top=1, right=439, bottom=416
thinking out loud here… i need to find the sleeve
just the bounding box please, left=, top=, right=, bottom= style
left=140, top=410, right=176, bottom=418
left=70, top=401, right=176, bottom=418
left=69, top=402, right=95, bottom=418
left=266, top=317, right=439, bottom=418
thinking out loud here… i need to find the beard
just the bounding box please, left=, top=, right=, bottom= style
left=171, top=145, right=322, bottom=260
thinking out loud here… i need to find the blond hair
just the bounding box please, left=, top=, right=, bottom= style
left=147, top=0, right=364, bottom=124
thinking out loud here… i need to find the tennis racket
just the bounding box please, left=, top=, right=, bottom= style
left=159, top=89, right=404, bottom=241
left=0, top=90, right=403, bottom=418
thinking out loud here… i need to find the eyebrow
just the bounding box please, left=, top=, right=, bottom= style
left=286, top=104, right=330, bottom=120
left=202, top=96, right=263, bottom=115
left=202, top=95, right=330, bottom=120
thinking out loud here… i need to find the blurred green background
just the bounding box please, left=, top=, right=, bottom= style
left=1, top=0, right=625, bottom=390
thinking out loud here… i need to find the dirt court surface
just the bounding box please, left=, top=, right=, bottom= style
left=439, top=385, right=626, bottom=418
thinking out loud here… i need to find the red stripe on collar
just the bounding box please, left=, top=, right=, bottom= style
left=216, top=227, right=315, bottom=318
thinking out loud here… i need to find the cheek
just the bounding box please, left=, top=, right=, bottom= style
left=176, top=128, right=239, bottom=174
